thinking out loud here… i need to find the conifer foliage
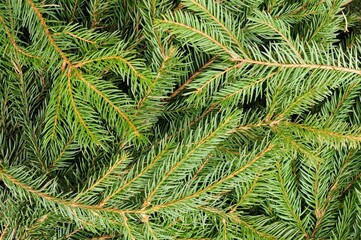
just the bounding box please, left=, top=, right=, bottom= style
left=1, top=0, right=361, bottom=239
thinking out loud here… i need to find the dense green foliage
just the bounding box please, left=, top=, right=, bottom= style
left=348, top=0, right=361, bottom=17
left=1, top=0, right=361, bottom=239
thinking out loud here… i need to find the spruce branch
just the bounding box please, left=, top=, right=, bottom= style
left=1, top=0, right=360, bottom=238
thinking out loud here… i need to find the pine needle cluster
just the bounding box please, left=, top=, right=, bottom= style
left=0, top=0, right=361, bottom=239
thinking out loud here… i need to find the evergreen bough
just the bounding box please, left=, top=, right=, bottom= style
left=0, top=0, right=361, bottom=239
